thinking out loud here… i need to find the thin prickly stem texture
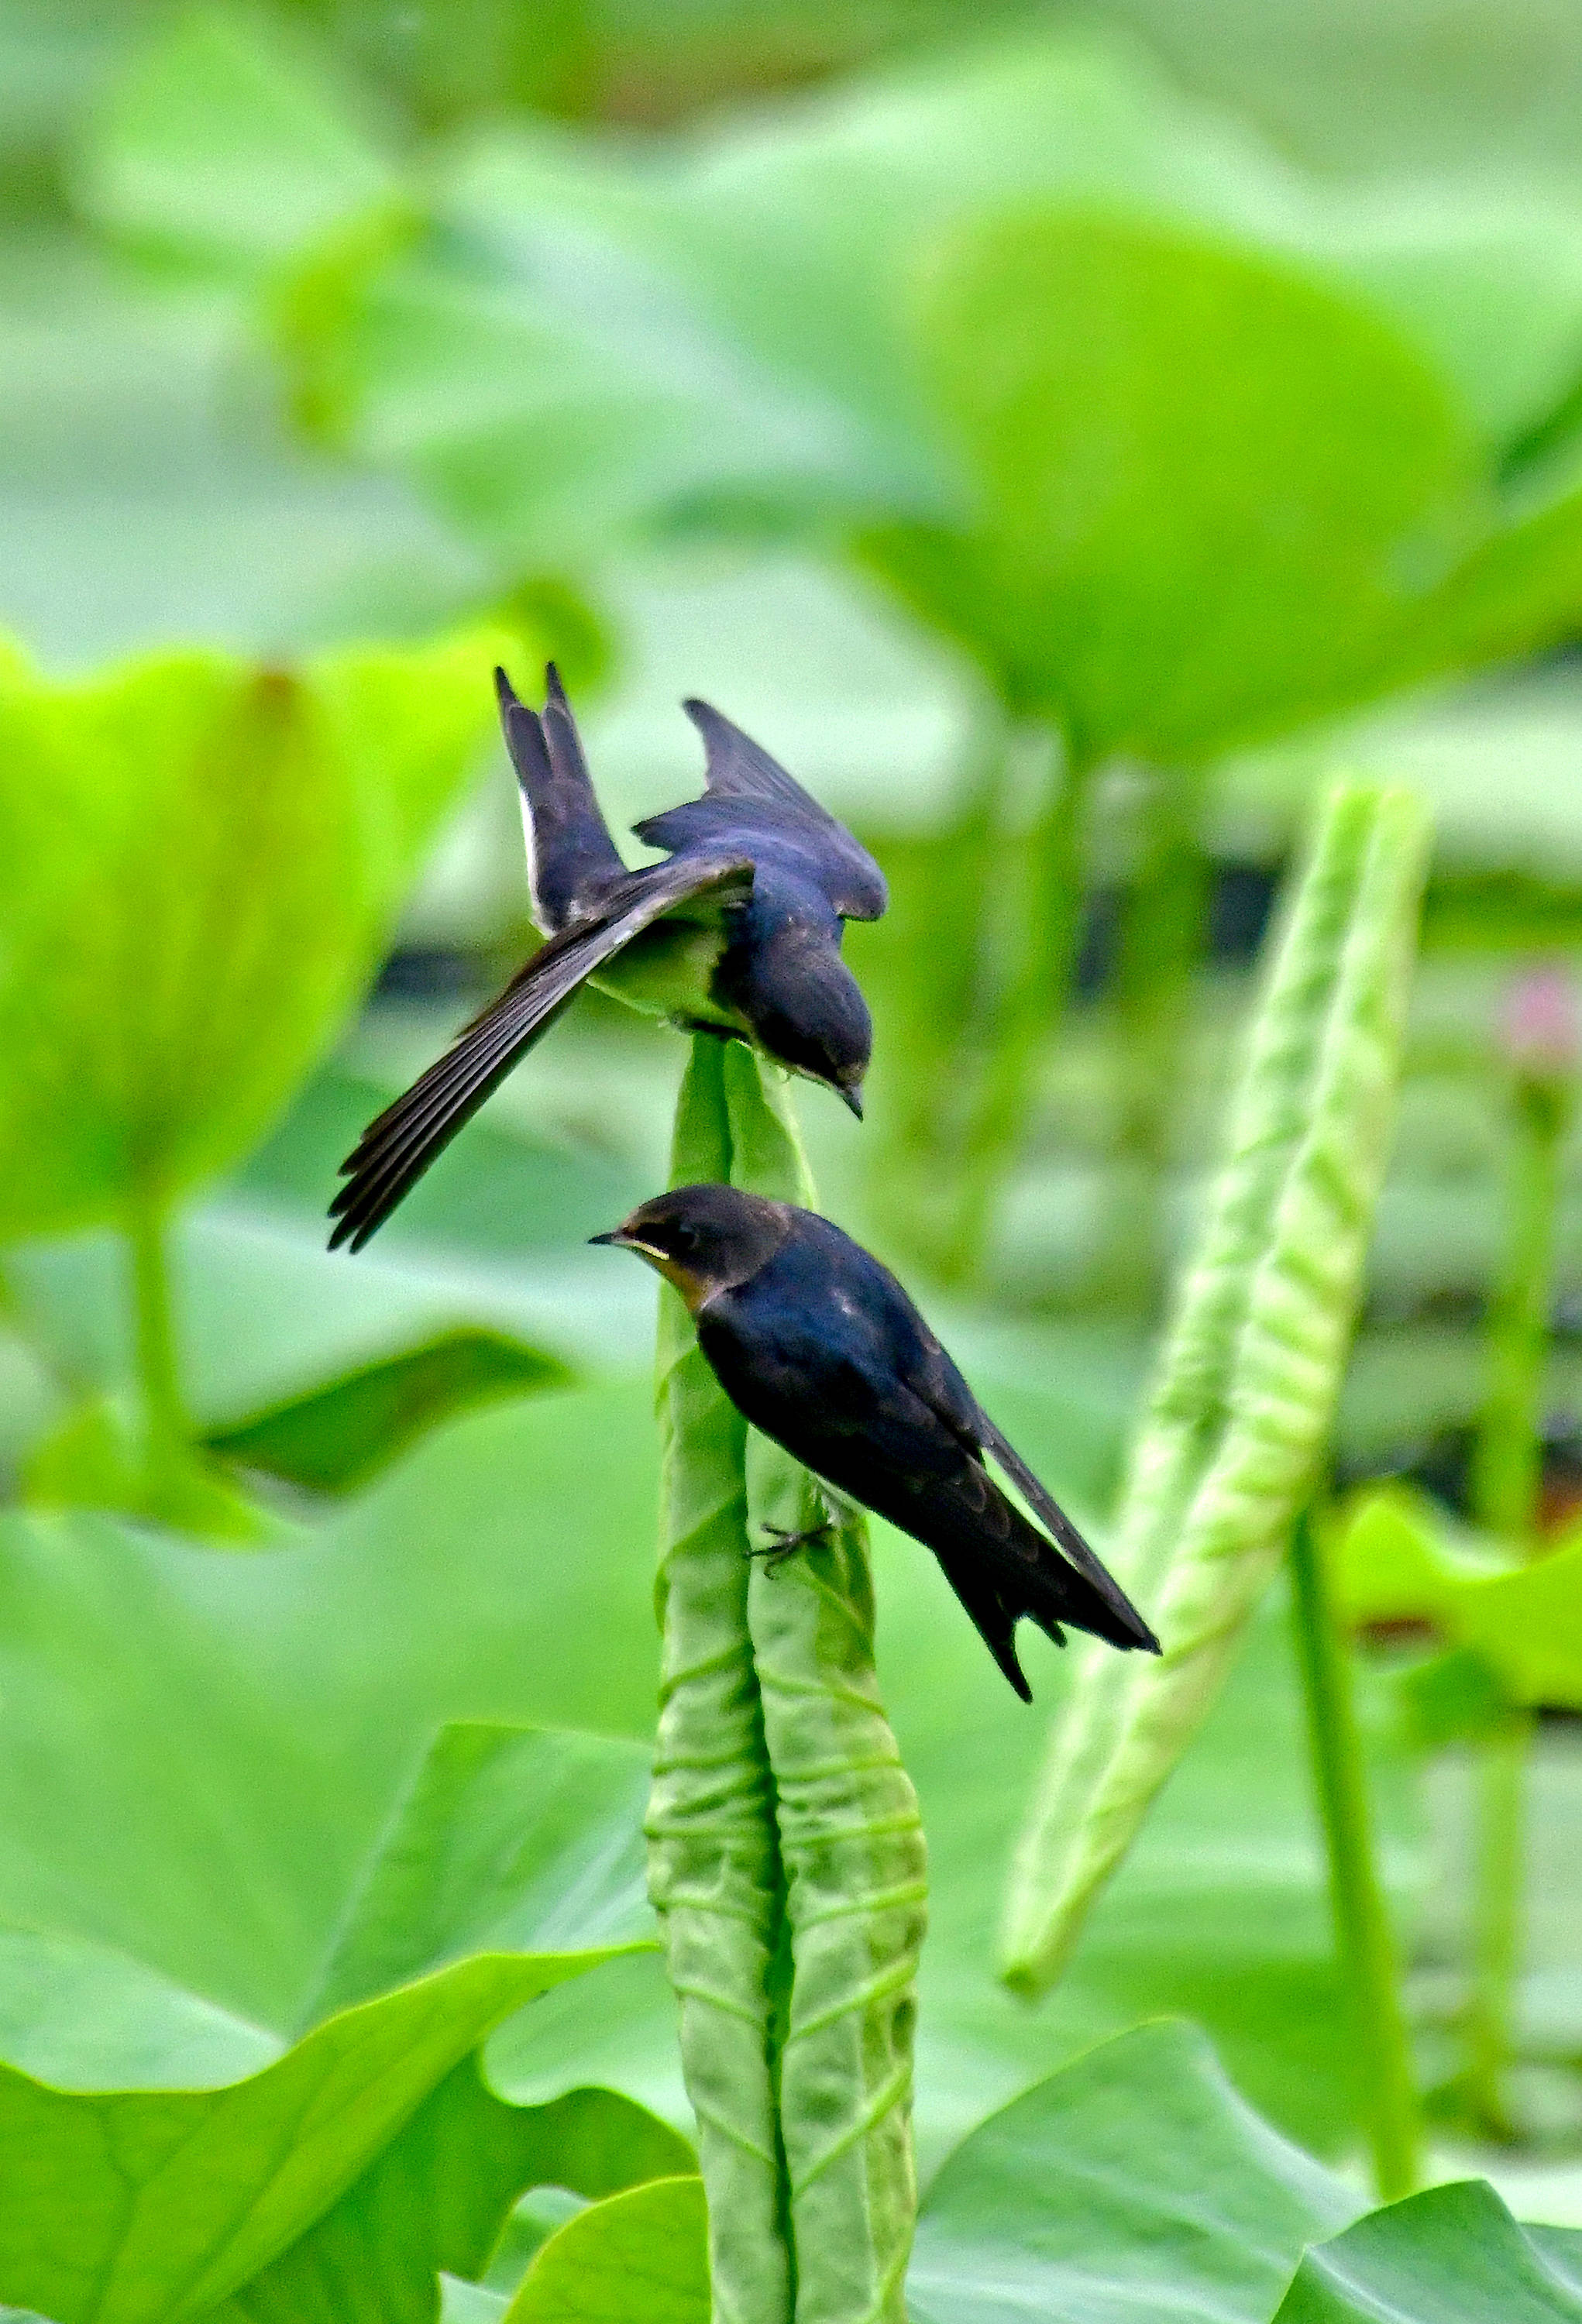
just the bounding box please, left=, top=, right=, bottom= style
left=724, top=1047, right=927, bottom=2324
left=999, top=782, right=1430, bottom=1996
left=647, top=1037, right=794, bottom=2324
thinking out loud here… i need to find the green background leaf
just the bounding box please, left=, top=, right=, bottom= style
left=0, top=632, right=505, bottom=1239
left=505, top=2176, right=709, bottom=2324
left=877, top=214, right=1474, bottom=755
left=311, top=1722, right=655, bottom=2021
left=1272, top=2180, right=1582, bottom=2321
left=206, top=1330, right=574, bottom=1497
left=907, top=2020, right=1360, bottom=2323
left=0, top=1951, right=629, bottom=2324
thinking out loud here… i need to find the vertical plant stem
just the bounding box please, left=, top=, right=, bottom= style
left=126, top=1188, right=187, bottom=1496
left=1470, top=1073, right=1567, bottom=1538
left=724, top=1048, right=927, bottom=2324
left=1463, top=1062, right=1567, bottom=2135
left=647, top=1037, right=927, bottom=2322
left=648, top=1038, right=794, bottom=2324
left=941, top=729, right=1095, bottom=1284
left=1289, top=1509, right=1421, bottom=2202
left=862, top=698, right=1008, bottom=1277
left=1094, top=765, right=1209, bottom=1315
left=1464, top=1713, right=1531, bottom=2140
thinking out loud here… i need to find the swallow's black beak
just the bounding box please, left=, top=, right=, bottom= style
left=837, top=1080, right=865, bottom=1121
left=588, top=1227, right=628, bottom=1247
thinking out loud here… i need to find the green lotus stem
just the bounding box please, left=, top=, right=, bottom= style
left=1464, top=1711, right=1531, bottom=2141
left=126, top=1190, right=188, bottom=1495
left=1095, top=766, right=1209, bottom=1314
left=1470, top=1071, right=1568, bottom=1538
left=1289, top=1508, right=1422, bottom=2202
left=941, top=731, right=1095, bottom=1284
left=1463, top=1040, right=1570, bottom=2135
left=646, top=1037, right=927, bottom=2323
left=862, top=700, right=1007, bottom=1277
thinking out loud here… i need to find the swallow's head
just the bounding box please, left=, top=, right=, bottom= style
left=739, top=927, right=871, bottom=1119
left=591, top=1184, right=789, bottom=1312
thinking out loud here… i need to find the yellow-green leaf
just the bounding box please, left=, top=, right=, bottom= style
left=0, top=629, right=506, bottom=1240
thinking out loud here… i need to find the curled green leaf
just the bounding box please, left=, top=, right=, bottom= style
left=646, top=1040, right=926, bottom=2324
left=1000, top=782, right=1429, bottom=1996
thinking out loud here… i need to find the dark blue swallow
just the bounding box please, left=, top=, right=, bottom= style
left=330, top=665, right=886, bottom=1250
left=593, top=1184, right=1161, bottom=1698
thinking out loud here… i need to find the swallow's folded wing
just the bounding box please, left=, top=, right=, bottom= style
left=633, top=699, right=888, bottom=923
left=971, top=1409, right=1160, bottom=1653
left=329, top=854, right=753, bottom=1252
left=895, top=1319, right=1160, bottom=1655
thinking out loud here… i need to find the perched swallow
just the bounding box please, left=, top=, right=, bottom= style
left=330, top=665, right=886, bottom=1251
left=593, top=1185, right=1160, bottom=1698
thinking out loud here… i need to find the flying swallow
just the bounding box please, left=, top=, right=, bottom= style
left=329, top=665, right=886, bottom=1250
left=593, top=1184, right=1161, bottom=1698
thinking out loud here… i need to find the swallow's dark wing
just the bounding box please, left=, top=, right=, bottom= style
left=874, top=1415, right=1149, bottom=1663
left=633, top=700, right=887, bottom=922
left=497, top=664, right=628, bottom=934
left=330, top=854, right=753, bottom=1252
left=898, top=1325, right=1159, bottom=1655
left=972, top=1411, right=1157, bottom=1650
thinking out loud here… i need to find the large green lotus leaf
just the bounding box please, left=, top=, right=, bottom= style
left=0, top=1949, right=628, bottom=2324
left=874, top=211, right=1475, bottom=758
left=0, top=631, right=503, bottom=1239
left=906, top=2020, right=1360, bottom=2323
left=1336, top=1490, right=1582, bottom=1710
left=660, top=33, right=1582, bottom=458
left=77, top=7, right=399, bottom=277
left=0, top=1926, right=278, bottom=2092
left=1395, top=469, right=1582, bottom=694
left=206, top=2067, right=693, bottom=2324
left=504, top=2177, right=709, bottom=2324
left=1271, top=2179, right=1582, bottom=2321
left=339, top=201, right=877, bottom=570
left=0, top=1364, right=1415, bottom=2161
left=0, top=1391, right=664, bottom=2042
left=309, top=1721, right=653, bottom=2022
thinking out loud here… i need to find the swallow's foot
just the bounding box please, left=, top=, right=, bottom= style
left=745, top=1521, right=833, bottom=1573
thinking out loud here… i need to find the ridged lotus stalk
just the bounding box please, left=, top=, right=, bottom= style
left=999, top=783, right=1430, bottom=2006
left=646, top=1035, right=927, bottom=2323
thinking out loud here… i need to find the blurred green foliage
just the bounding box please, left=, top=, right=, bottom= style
left=1, top=0, right=1582, bottom=2310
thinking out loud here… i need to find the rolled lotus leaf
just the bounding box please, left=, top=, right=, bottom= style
left=646, top=1037, right=927, bottom=2322
left=999, top=782, right=1429, bottom=1997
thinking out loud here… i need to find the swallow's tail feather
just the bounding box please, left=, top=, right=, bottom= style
left=496, top=663, right=626, bottom=931
left=906, top=1459, right=1155, bottom=1696
left=930, top=1547, right=1035, bottom=1702
left=978, top=1418, right=1160, bottom=1654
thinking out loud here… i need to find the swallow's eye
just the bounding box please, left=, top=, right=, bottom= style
left=670, top=1224, right=699, bottom=1257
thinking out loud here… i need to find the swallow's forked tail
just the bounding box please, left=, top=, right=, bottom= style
left=496, top=663, right=627, bottom=933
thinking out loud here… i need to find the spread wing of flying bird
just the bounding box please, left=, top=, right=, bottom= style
left=633, top=699, right=889, bottom=923
left=328, top=852, right=753, bottom=1251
